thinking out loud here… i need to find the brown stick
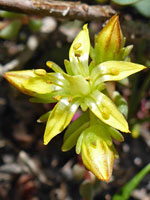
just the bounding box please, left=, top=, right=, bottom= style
left=0, top=0, right=115, bottom=21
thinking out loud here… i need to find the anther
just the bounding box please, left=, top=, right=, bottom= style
left=53, top=95, right=61, bottom=101
left=101, top=106, right=110, bottom=120
left=68, top=96, right=73, bottom=103
left=46, top=61, right=53, bottom=68
left=86, top=76, right=90, bottom=81
left=73, top=43, right=81, bottom=50
left=34, top=69, right=46, bottom=76
left=110, top=68, right=119, bottom=75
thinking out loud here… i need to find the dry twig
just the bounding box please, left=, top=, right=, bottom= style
left=0, top=0, right=115, bottom=21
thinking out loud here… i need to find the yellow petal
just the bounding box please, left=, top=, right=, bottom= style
left=85, top=90, right=129, bottom=133
left=69, top=24, right=90, bottom=77
left=44, top=98, right=79, bottom=145
left=91, top=61, right=146, bottom=86
left=4, top=70, right=37, bottom=96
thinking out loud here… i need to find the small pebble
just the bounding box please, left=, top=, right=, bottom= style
left=122, top=143, right=130, bottom=152
left=134, top=157, right=142, bottom=166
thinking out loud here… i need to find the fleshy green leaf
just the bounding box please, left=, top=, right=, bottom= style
left=91, top=61, right=146, bottom=87
left=134, top=0, right=150, bottom=17
left=0, top=11, right=25, bottom=18
left=112, top=0, right=139, bottom=5
left=113, top=164, right=150, bottom=200
left=0, top=20, right=21, bottom=40
left=44, top=98, right=79, bottom=145
left=85, top=90, right=129, bottom=133
left=28, top=18, right=42, bottom=32
left=69, top=24, right=90, bottom=77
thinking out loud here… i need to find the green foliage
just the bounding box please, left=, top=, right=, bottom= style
left=112, top=0, right=150, bottom=17
left=112, top=0, right=139, bottom=5
left=113, top=164, right=150, bottom=200
left=134, top=0, right=150, bottom=17
left=0, top=11, right=42, bottom=40
left=28, top=18, right=42, bottom=32
left=0, top=20, right=21, bottom=39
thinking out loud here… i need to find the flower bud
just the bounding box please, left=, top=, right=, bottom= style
left=93, top=15, right=132, bottom=64
left=77, top=126, right=116, bottom=182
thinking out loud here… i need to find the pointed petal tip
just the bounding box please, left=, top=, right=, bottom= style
left=61, top=146, right=67, bottom=152
left=111, top=14, right=119, bottom=21
left=83, top=24, right=88, bottom=30
left=43, top=140, right=49, bottom=145
left=95, top=173, right=111, bottom=183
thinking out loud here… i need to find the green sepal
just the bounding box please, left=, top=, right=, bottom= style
left=62, top=122, right=89, bottom=152
left=29, top=97, right=56, bottom=103
left=97, top=122, right=113, bottom=146
left=62, top=111, right=89, bottom=152
left=113, top=91, right=128, bottom=118
left=37, top=111, right=51, bottom=123
left=109, top=126, right=124, bottom=142
left=63, top=111, right=89, bottom=141
left=122, top=45, right=133, bottom=60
